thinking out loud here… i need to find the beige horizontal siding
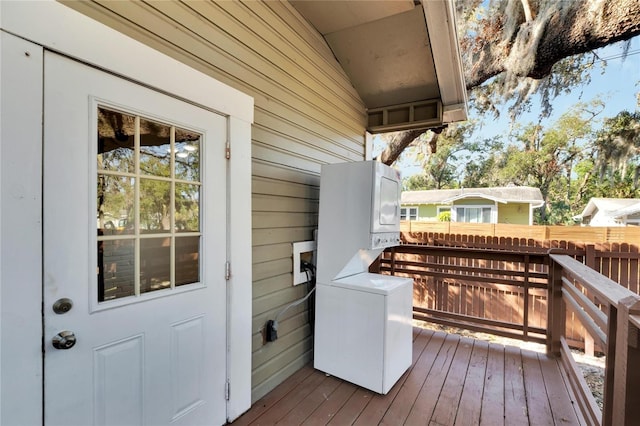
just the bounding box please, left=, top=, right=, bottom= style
left=251, top=312, right=311, bottom=365
left=252, top=274, right=292, bottom=299
left=252, top=212, right=318, bottom=229
left=252, top=194, right=318, bottom=214
left=62, top=0, right=366, bottom=403
left=252, top=159, right=320, bottom=186
left=251, top=334, right=312, bottom=400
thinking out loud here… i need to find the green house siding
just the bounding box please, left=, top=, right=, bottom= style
left=401, top=204, right=444, bottom=221
left=498, top=202, right=530, bottom=224
left=454, top=199, right=492, bottom=206
left=419, top=204, right=438, bottom=220
left=402, top=201, right=532, bottom=224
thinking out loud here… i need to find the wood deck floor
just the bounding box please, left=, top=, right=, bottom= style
left=232, top=327, right=585, bottom=425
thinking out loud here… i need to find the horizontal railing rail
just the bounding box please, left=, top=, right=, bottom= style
left=549, top=254, right=640, bottom=426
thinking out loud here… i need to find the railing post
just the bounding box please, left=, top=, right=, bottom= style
left=603, top=304, right=617, bottom=426
left=546, top=256, right=563, bottom=357
left=390, top=246, right=397, bottom=276
left=369, top=252, right=381, bottom=273
left=523, top=254, right=530, bottom=340
left=607, top=296, right=640, bottom=426
left=585, top=244, right=596, bottom=269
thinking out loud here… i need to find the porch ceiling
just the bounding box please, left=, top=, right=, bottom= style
left=290, top=0, right=468, bottom=134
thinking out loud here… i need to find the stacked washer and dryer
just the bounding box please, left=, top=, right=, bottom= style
left=314, top=161, right=413, bottom=394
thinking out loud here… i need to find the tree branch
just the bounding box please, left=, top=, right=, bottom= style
left=376, top=129, right=424, bottom=165
left=464, top=0, right=640, bottom=89
left=520, top=0, right=534, bottom=21
left=376, top=127, right=447, bottom=166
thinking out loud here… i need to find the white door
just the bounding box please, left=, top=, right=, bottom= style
left=43, top=52, right=228, bottom=425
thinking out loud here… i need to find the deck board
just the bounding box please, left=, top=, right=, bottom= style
left=326, top=387, right=373, bottom=425
left=429, top=336, right=474, bottom=425
left=246, top=371, right=327, bottom=425
left=303, top=381, right=358, bottom=425
left=480, top=343, right=505, bottom=426
left=504, top=345, right=529, bottom=424
left=276, top=375, right=342, bottom=424
left=537, top=352, right=583, bottom=425
left=522, top=350, right=554, bottom=425
left=231, top=365, right=316, bottom=426
left=455, top=339, right=489, bottom=425
left=378, top=329, right=442, bottom=425
left=231, top=327, right=584, bottom=425
left=401, top=333, right=459, bottom=425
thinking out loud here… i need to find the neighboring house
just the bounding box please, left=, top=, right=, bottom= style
left=575, top=198, right=640, bottom=226
left=401, top=186, right=545, bottom=225
left=0, top=1, right=467, bottom=425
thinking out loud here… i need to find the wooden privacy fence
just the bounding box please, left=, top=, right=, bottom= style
left=373, top=232, right=640, bottom=352
left=401, top=221, right=640, bottom=243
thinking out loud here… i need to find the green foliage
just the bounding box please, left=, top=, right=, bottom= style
left=489, top=104, right=606, bottom=223
left=402, top=174, right=430, bottom=191
left=406, top=122, right=482, bottom=189
left=437, top=211, right=452, bottom=222
left=544, top=201, right=575, bottom=225
left=407, top=101, right=640, bottom=225
left=593, top=110, right=640, bottom=185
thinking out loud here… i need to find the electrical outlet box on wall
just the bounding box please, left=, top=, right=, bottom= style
left=292, top=240, right=316, bottom=285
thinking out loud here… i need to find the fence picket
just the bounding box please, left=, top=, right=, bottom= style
left=629, top=245, right=640, bottom=294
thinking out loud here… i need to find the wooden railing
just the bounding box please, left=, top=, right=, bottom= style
left=401, top=232, right=640, bottom=353
left=549, top=254, right=640, bottom=426
left=372, top=245, right=550, bottom=343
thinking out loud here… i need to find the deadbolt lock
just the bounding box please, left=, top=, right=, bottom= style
left=52, top=298, right=73, bottom=314
left=52, top=331, right=76, bottom=350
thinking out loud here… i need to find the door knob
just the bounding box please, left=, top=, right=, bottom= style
left=52, top=331, right=76, bottom=350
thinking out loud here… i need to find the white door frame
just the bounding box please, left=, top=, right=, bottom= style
left=0, top=1, right=253, bottom=424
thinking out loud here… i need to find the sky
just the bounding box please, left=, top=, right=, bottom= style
left=374, top=36, right=640, bottom=179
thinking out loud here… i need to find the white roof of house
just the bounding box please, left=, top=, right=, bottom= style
left=577, top=198, right=640, bottom=219
left=401, top=186, right=544, bottom=206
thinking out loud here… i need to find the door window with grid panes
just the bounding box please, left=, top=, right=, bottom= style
left=97, top=107, right=202, bottom=302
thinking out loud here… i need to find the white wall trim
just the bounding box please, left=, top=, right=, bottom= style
left=0, top=33, right=44, bottom=426
left=1, top=1, right=253, bottom=423
left=226, top=115, right=253, bottom=421
left=422, top=0, right=468, bottom=123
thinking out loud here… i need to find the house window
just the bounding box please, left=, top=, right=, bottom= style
left=400, top=207, right=418, bottom=221
left=96, top=107, right=202, bottom=302
left=454, top=206, right=494, bottom=223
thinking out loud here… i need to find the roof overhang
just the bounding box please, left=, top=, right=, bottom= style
left=290, top=0, right=468, bottom=134
left=611, top=202, right=640, bottom=219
